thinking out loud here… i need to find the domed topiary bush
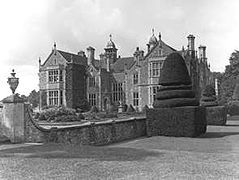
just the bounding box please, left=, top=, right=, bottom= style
left=158, top=53, right=191, bottom=86
left=153, top=53, right=198, bottom=108
left=200, top=85, right=218, bottom=107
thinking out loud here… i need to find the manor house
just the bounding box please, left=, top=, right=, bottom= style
left=39, top=31, right=213, bottom=111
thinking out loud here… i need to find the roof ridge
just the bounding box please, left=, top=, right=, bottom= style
left=58, top=49, right=79, bottom=56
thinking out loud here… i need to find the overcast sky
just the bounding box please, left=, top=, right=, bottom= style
left=0, top=0, right=239, bottom=100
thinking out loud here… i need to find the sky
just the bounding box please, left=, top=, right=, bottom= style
left=0, top=0, right=239, bottom=100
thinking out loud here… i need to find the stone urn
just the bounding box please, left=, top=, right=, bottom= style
left=7, top=69, right=19, bottom=94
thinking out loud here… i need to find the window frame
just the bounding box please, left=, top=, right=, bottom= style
left=133, top=73, right=138, bottom=85
left=48, top=69, right=59, bottom=83
left=48, top=90, right=59, bottom=106
left=133, top=92, right=139, bottom=106
left=112, top=82, right=123, bottom=103
left=89, top=93, right=96, bottom=106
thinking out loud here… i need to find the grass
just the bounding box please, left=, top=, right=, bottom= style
left=1, top=118, right=239, bottom=179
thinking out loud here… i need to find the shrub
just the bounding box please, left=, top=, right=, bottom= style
left=76, top=99, right=91, bottom=112
left=38, top=106, right=81, bottom=122
left=34, top=112, right=40, bottom=119
left=158, top=53, right=191, bottom=86
left=202, top=85, right=216, bottom=97
left=89, top=106, right=99, bottom=113
left=108, top=104, right=118, bottom=113
left=227, top=102, right=239, bottom=116
left=77, top=113, right=85, bottom=120
left=96, top=112, right=118, bottom=119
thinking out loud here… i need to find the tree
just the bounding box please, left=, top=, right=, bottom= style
left=28, top=90, right=40, bottom=108
left=20, top=94, right=28, bottom=102
left=229, top=50, right=239, bottom=66
left=219, top=50, right=239, bottom=104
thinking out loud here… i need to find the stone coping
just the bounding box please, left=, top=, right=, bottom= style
left=38, top=116, right=146, bottom=130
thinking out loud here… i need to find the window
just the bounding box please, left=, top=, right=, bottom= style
left=152, top=62, right=160, bottom=77
left=133, top=92, right=139, bottom=106
left=49, top=91, right=58, bottom=106
left=60, top=90, right=63, bottom=105
left=48, top=70, right=59, bottom=83
left=152, top=86, right=160, bottom=101
left=89, top=94, right=96, bottom=106
left=89, top=77, right=96, bottom=87
left=112, top=83, right=123, bottom=103
left=59, top=70, right=63, bottom=82
left=133, top=73, right=138, bottom=84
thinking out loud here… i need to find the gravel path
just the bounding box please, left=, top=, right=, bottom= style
left=0, top=118, right=239, bottom=179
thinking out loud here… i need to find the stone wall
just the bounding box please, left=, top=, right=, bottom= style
left=25, top=110, right=146, bottom=145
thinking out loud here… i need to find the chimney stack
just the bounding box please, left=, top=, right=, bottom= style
left=187, top=34, right=195, bottom=57
left=198, top=45, right=206, bottom=60
left=86, top=46, right=95, bottom=65
left=78, top=50, right=85, bottom=57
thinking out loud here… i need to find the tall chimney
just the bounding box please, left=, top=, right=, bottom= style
left=187, top=34, right=195, bottom=57
left=86, top=46, right=95, bottom=65
left=198, top=45, right=206, bottom=60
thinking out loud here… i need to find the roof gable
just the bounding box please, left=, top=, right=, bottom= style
left=111, top=57, right=135, bottom=73
left=42, top=49, right=87, bottom=67
left=145, top=40, right=177, bottom=59
left=58, top=50, right=87, bottom=66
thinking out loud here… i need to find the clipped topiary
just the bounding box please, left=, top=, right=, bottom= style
left=158, top=53, right=191, bottom=86
left=227, top=102, right=239, bottom=116
left=126, top=104, right=135, bottom=113
left=200, top=85, right=218, bottom=107
left=202, top=84, right=216, bottom=97
left=89, top=106, right=99, bottom=113
left=153, top=53, right=198, bottom=108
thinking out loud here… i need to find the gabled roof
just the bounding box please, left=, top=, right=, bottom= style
left=42, top=49, right=87, bottom=66
left=58, top=50, right=86, bottom=65
left=144, top=40, right=177, bottom=59
left=111, top=57, right=135, bottom=73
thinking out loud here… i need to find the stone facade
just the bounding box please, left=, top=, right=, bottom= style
left=39, top=44, right=87, bottom=109
left=39, top=31, right=213, bottom=111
